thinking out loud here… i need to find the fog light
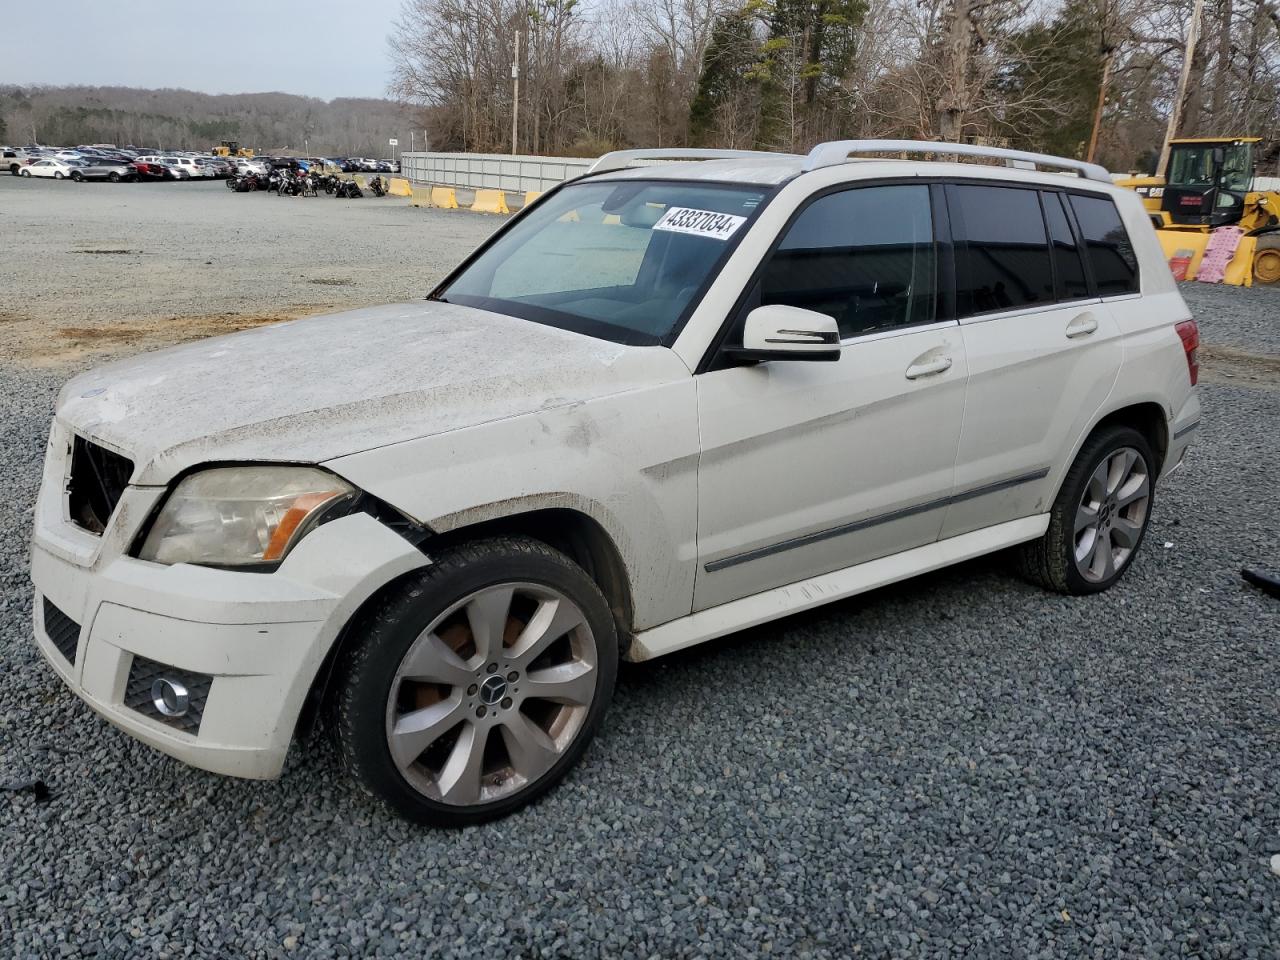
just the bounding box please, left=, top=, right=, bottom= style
left=151, top=677, right=190, bottom=717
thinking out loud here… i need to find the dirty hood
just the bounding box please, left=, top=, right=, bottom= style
left=56, top=301, right=689, bottom=485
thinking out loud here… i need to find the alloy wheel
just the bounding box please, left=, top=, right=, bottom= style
left=384, top=582, right=597, bottom=806
left=1073, top=446, right=1150, bottom=583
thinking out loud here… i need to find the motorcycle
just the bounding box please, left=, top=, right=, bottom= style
left=334, top=179, right=363, bottom=199
left=368, top=176, right=387, bottom=198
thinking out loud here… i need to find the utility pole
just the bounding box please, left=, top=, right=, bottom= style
left=1086, top=44, right=1114, bottom=164
left=511, top=31, right=520, bottom=156
left=1157, top=0, right=1205, bottom=177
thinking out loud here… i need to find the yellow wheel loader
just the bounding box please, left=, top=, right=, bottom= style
left=212, top=141, right=255, bottom=159
left=1116, top=138, right=1280, bottom=286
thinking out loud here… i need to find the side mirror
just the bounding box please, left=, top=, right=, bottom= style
left=725, top=304, right=841, bottom=363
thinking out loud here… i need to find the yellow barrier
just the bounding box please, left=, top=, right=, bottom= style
left=389, top=177, right=412, bottom=197
left=523, top=190, right=543, bottom=208
left=430, top=186, right=459, bottom=209
left=472, top=189, right=510, bottom=214
left=602, top=213, right=621, bottom=225
left=354, top=175, right=367, bottom=188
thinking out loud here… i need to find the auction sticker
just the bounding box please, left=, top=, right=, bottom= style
left=652, top=207, right=747, bottom=241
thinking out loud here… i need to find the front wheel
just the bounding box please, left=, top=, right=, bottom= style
left=333, top=537, right=618, bottom=826
left=108, top=172, right=121, bottom=183
left=1254, top=234, right=1280, bottom=285
left=1018, top=425, right=1156, bottom=594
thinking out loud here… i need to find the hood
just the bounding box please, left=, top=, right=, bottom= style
left=57, top=301, right=689, bottom=485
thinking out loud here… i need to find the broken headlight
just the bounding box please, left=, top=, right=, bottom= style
left=137, top=466, right=356, bottom=568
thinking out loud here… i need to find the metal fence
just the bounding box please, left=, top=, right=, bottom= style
left=400, top=152, right=592, bottom=193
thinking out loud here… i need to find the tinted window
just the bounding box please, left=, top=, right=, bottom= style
left=759, top=185, right=936, bottom=338
left=1042, top=192, right=1089, bottom=300
left=1069, top=194, right=1139, bottom=295
left=950, top=185, right=1054, bottom=316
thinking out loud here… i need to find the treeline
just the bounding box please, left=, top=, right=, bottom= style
left=389, top=0, right=1280, bottom=172
left=0, top=85, right=412, bottom=156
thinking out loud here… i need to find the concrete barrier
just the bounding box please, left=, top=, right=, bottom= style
left=389, top=177, right=412, bottom=197
left=471, top=189, right=510, bottom=214
left=523, top=190, right=543, bottom=208
left=430, top=186, right=459, bottom=209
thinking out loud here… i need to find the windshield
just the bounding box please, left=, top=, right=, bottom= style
left=438, top=179, right=769, bottom=345
left=1168, top=142, right=1253, bottom=193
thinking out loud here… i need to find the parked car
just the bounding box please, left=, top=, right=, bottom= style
left=20, top=158, right=78, bottom=179
left=68, top=160, right=137, bottom=182
left=3, top=147, right=32, bottom=175
left=136, top=156, right=193, bottom=180
left=29, top=140, right=1200, bottom=827
left=132, top=161, right=168, bottom=180
left=196, top=157, right=232, bottom=178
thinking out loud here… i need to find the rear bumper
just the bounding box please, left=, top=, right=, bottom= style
left=30, top=511, right=429, bottom=780
left=1164, top=391, right=1202, bottom=478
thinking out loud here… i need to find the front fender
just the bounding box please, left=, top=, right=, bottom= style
left=324, top=379, right=700, bottom=631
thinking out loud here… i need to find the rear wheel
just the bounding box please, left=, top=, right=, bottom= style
left=20, top=169, right=30, bottom=177
left=333, top=537, right=618, bottom=826
left=108, top=171, right=121, bottom=183
left=55, top=171, right=66, bottom=180
left=1254, top=234, right=1280, bottom=285
left=1018, top=425, right=1156, bottom=594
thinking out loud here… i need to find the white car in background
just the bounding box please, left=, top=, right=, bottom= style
left=29, top=140, right=1200, bottom=827
left=168, top=157, right=206, bottom=178
left=21, top=158, right=78, bottom=179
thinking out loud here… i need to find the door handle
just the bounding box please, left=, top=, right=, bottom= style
left=1066, top=312, right=1099, bottom=339
left=905, top=356, right=953, bottom=380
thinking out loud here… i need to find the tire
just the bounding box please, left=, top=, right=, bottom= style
left=55, top=171, right=66, bottom=180
left=20, top=169, right=30, bottom=177
left=1254, top=234, right=1280, bottom=286
left=1018, top=425, right=1156, bottom=595
left=332, top=537, right=618, bottom=826
left=108, top=172, right=120, bottom=183
left=9, top=164, right=18, bottom=176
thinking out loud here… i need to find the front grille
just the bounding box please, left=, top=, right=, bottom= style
left=123, top=656, right=212, bottom=735
left=67, top=435, right=133, bottom=535
left=42, top=598, right=81, bottom=664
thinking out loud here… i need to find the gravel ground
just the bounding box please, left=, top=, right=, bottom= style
left=1, top=178, right=1278, bottom=958
left=1182, top=283, right=1280, bottom=358
left=0, top=175, right=498, bottom=365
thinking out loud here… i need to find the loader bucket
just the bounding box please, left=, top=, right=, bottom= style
left=1155, top=229, right=1255, bottom=287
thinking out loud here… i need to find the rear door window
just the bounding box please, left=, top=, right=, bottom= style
left=1068, top=194, right=1139, bottom=295
left=1042, top=192, right=1090, bottom=301
left=948, top=184, right=1054, bottom=317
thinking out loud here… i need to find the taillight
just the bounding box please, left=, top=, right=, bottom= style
left=1175, top=319, right=1200, bottom=386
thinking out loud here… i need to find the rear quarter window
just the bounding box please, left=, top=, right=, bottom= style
left=1068, top=194, right=1139, bottom=296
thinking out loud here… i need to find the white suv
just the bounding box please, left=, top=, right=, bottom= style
left=30, top=140, right=1201, bottom=825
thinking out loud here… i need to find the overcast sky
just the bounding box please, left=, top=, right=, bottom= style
left=2, top=0, right=404, bottom=100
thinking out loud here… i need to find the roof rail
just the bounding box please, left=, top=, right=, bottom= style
left=587, top=148, right=796, bottom=175
left=802, top=139, right=1112, bottom=183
